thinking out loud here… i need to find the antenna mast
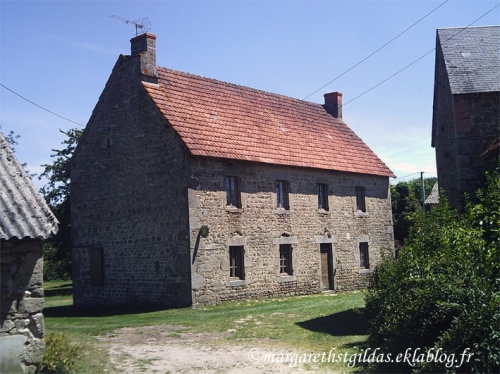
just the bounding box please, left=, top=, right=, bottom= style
left=111, top=15, right=152, bottom=36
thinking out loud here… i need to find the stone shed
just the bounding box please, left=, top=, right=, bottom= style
left=0, top=132, right=58, bottom=373
left=71, top=33, right=395, bottom=308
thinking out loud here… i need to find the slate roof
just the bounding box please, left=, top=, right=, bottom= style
left=143, top=67, right=395, bottom=178
left=425, top=182, right=439, bottom=205
left=437, top=26, right=500, bottom=94
left=0, top=132, right=58, bottom=240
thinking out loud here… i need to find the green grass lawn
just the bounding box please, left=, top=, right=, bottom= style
left=43, top=280, right=369, bottom=372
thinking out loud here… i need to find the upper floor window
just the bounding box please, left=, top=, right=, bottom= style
left=225, top=176, right=241, bottom=208
left=356, top=186, right=366, bottom=212
left=229, top=246, right=245, bottom=280
left=276, top=180, right=290, bottom=210
left=359, top=242, right=370, bottom=269
left=279, top=244, right=293, bottom=275
left=318, top=183, right=329, bottom=210
left=90, top=248, right=104, bottom=286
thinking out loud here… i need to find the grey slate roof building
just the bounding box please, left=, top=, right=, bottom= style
left=432, top=25, right=500, bottom=209
left=437, top=26, right=500, bottom=94
left=0, top=132, right=58, bottom=239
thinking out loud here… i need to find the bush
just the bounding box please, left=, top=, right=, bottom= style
left=39, top=332, right=80, bottom=373
left=365, top=170, right=500, bottom=373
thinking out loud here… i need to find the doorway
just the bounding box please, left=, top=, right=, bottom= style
left=320, top=243, right=335, bottom=291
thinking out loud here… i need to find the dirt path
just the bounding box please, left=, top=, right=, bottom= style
left=97, top=325, right=336, bottom=373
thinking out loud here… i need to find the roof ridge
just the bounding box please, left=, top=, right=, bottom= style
left=157, top=66, right=324, bottom=110
left=437, top=25, right=500, bottom=30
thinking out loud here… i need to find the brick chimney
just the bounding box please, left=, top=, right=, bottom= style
left=130, top=33, right=157, bottom=81
left=324, top=92, right=343, bottom=120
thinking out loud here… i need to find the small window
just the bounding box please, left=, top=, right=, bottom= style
left=225, top=176, right=241, bottom=208
left=318, top=183, right=329, bottom=210
left=229, top=246, right=245, bottom=280
left=276, top=180, right=290, bottom=210
left=90, top=248, right=104, bottom=286
left=359, top=242, right=370, bottom=269
left=279, top=244, right=293, bottom=275
left=356, top=186, right=366, bottom=212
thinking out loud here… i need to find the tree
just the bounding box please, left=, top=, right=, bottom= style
left=1, top=127, right=20, bottom=150
left=39, top=128, right=82, bottom=280
left=391, top=177, right=437, bottom=245
left=365, top=169, right=500, bottom=373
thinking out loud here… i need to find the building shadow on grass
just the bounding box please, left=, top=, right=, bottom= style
left=296, top=308, right=369, bottom=336
left=44, top=283, right=73, bottom=297
left=43, top=303, right=189, bottom=318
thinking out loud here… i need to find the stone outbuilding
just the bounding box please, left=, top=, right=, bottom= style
left=0, top=132, right=58, bottom=373
left=70, top=33, right=395, bottom=308
left=432, top=26, right=499, bottom=209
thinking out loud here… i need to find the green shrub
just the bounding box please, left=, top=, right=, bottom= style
left=365, top=170, right=500, bottom=373
left=39, top=332, right=80, bottom=373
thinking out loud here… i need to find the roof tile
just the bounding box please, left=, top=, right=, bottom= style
left=143, top=68, right=395, bottom=177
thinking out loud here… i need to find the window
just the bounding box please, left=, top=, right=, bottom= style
left=318, top=183, right=329, bottom=210
left=359, top=242, right=370, bottom=269
left=279, top=244, right=293, bottom=275
left=229, top=246, right=245, bottom=280
left=225, top=176, right=241, bottom=208
left=276, top=180, right=290, bottom=209
left=90, top=248, right=104, bottom=286
left=356, top=186, right=366, bottom=212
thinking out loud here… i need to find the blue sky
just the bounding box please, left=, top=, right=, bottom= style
left=1, top=0, right=498, bottom=190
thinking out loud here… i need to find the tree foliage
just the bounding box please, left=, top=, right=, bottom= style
left=39, top=128, right=82, bottom=280
left=391, top=177, right=437, bottom=245
left=365, top=170, right=500, bottom=373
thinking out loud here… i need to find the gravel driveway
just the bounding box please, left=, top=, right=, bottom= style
left=98, top=325, right=337, bottom=373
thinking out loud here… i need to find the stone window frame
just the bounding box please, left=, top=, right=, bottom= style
left=225, top=236, right=249, bottom=287
left=224, top=175, right=242, bottom=210
left=273, top=235, right=298, bottom=282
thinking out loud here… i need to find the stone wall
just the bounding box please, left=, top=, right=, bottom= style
left=454, top=92, right=499, bottom=199
left=0, top=239, right=45, bottom=374
left=187, top=157, right=394, bottom=306
left=433, top=42, right=460, bottom=207
left=71, top=54, right=191, bottom=308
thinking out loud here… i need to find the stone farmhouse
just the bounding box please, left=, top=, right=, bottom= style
left=432, top=26, right=499, bottom=209
left=0, top=132, right=58, bottom=373
left=70, top=33, right=395, bottom=308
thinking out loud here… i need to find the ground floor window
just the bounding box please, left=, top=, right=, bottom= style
left=359, top=242, right=370, bottom=269
left=279, top=244, right=293, bottom=275
left=229, top=246, right=245, bottom=280
left=90, top=247, right=104, bottom=286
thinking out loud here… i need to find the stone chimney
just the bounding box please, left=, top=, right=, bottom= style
left=130, top=33, right=157, bottom=81
left=323, top=92, right=343, bottom=120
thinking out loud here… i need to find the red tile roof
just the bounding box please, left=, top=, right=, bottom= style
left=143, top=67, right=395, bottom=177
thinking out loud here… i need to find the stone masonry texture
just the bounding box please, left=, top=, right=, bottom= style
left=1, top=239, right=45, bottom=374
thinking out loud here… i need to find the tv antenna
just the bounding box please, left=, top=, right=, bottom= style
left=111, top=15, right=151, bottom=36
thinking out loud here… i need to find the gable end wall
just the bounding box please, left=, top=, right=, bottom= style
left=70, top=56, right=191, bottom=308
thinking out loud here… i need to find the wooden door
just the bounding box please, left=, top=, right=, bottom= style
left=320, top=244, right=334, bottom=290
